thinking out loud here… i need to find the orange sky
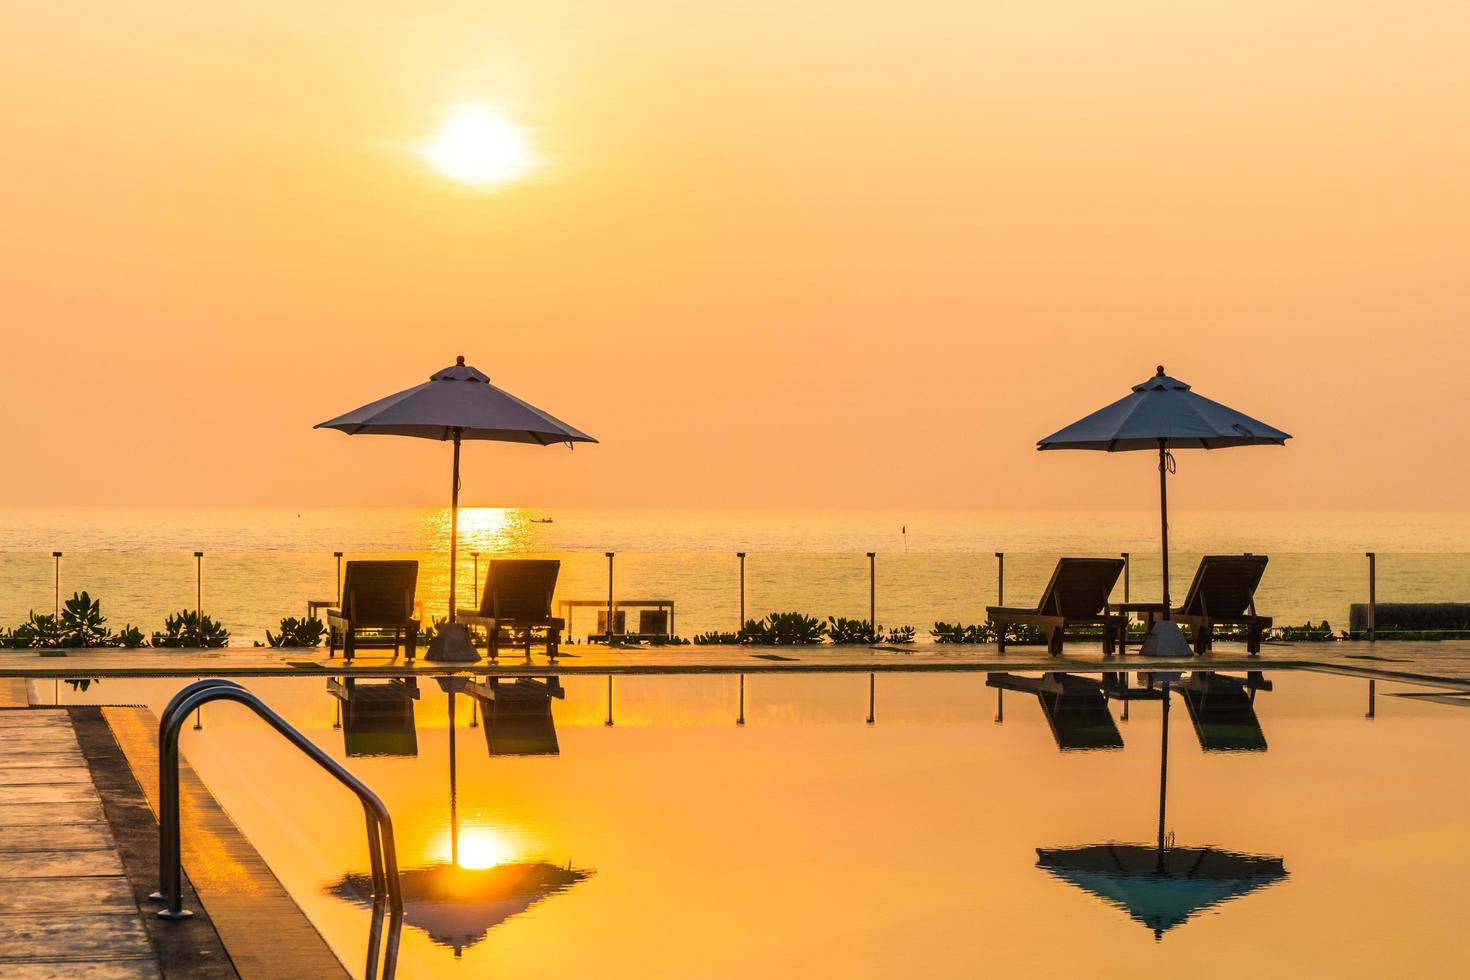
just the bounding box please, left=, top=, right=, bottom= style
left=2, top=2, right=1467, bottom=510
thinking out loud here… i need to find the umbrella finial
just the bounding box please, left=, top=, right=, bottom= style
left=456, top=355, right=465, bottom=366
left=1156, top=364, right=1165, bottom=376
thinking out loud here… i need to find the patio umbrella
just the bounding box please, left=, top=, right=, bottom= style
left=1037, top=366, right=1289, bottom=655
left=1036, top=680, right=1287, bottom=939
left=316, top=356, right=596, bottom=634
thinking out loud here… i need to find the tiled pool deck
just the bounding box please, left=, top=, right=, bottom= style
left=0, top=639, right=1466, bottom=687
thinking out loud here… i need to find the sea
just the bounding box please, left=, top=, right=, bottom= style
left=2, top=507, right=1468, bottom=645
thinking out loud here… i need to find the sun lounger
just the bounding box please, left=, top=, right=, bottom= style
left=1178, top=671, right=1270, bottom=751
left=326, top=560, right=419, bottom=661
left=988, top=558, right=1127, bottom=655
left=987, top=673, right=1124, bottom=750
left=1173, top=555, right=1272, bottom=655
left=456, top=559, right=563, bottom=659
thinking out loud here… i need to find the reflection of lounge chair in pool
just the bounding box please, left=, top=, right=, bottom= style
left=1174, top=555, right=1272, bottom=655
left=465, top=676, right=564, bottom=756
left=326, top=560, right=420, bottom=661
left=988, top=558, right=1126, bottom=655
left=456, top=559, right=563, bottom=659
left=1178, top=671, right=1271, bottom=751
left=987, top=673, right=1123, bottom=750
left=328, top=676, right=421, bottom=757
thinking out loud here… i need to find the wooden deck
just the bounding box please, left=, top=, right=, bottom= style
left=0, top=708, right=158, bottom=978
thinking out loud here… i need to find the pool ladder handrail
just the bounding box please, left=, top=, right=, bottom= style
left=151, top=679, right=403, bottom=980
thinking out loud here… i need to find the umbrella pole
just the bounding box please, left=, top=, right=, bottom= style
left=449, top=428, right=462, bottom=623
left=449, top=689, right=458, bottom=867
left=1157, top=681, right=1170, bottom=871
left=1158, top=439, right=1171, bottom=620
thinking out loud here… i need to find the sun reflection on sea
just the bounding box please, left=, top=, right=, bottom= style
left=420, top=506, right=536, bottom=554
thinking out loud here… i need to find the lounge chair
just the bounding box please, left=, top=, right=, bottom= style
left=1173, top=555, right=1272, bottom=655
left=986, top=673, right=1123, bottom=750
left=456, top=559, right=563, bottom=659
left=1178, top=671, right=1270, bottom=751
left=988, top=558, right=1126, bottom=655
left=326, top=560, right=419, bottom=661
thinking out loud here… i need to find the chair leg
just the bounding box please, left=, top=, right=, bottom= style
left=328, top=627, right=336, bottom=659
left=1048, top=626, right=1063, bottom=656
left=548, top=627, right=560, bottom=661
left=489, top=625, right=499, bottom=660
left=1248, top=625, right=1261, bottom=656
left=405, top=626, right=417, bottom=662
left=996, top=621, right=1006, bottom=653
left=343, top=628, right=355, bottom=662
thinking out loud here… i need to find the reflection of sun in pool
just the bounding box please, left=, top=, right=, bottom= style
left=454, top=826, right=517, bottom=870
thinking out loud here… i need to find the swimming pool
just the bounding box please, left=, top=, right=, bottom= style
left=48, top=669, right=1470, bottom=978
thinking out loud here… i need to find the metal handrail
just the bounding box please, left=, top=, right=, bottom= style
left=152, top=681, right=403, bottom=979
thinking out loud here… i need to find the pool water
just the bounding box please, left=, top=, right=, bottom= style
left=48, top=670, right=1470, bottom=978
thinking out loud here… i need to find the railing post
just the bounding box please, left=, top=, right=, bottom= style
left=334, top=551, right=344, bottom=603
left=995, top=552, right=1004, bottom=605
left=867, top=552, right=876, bottom=643
left=605, top=552, right=615, bottom=643
left=736, top=673, right=745, bottom=726
left=1365, top=551, right=1376, bottom=641
left=52, top=551, right=62, bottom=620
left=471, top=552, right=481, bottom=605
left=1121, top=552, right=1130, bottom=602
left=737, top=552, right=746, bottom=636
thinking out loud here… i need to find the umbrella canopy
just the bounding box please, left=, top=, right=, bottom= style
left=1036, top=843, right=1287, bottom=938
left=1037, top=368, right=1290, bottom=451
left=332, top=861, right=591, bottom=955
left=316, top=357, right=596, bottom=445
left=316, top=357, right=595, bottom=633
left=1036, top=367, right=1289, bottom=651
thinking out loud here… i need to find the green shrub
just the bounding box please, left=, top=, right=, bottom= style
left=153, top=610, right=229, bottom=648
left=10, top=612, right=63, bottom=649
left=59, top=592, right=112, bottom=648
left=266, top=617, right=326, bottom=648
left=744, top=613, right=826, bottom=645
left=1270, top=620, right=1334, bottom=642
left=883, top=625, right=917, bottom=643
left=693, top=631, right=743, bottom=645
left=114, top=625, right=148, bottom=648
left=827, top=617, right=875, bottom=644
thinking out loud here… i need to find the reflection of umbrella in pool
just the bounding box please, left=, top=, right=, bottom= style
left=332, top=860, right=590, bottom=955
left=331, top=677, right=587, bottom=955
left=1036, top=680, right=1287, bottom=938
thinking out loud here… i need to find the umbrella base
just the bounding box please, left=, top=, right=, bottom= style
left=425, top=623, right=479, bottom=662
left=1140, top=620, right=1191, bottom=658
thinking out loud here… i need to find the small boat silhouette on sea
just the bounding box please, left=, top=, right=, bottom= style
left=530, top=517, right=554, bottom=524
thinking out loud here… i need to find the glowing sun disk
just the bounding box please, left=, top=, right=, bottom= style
left=425, top=107, right=534, bottom=186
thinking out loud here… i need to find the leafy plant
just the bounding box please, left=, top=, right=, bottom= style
left=744, top=612, right=826, bottom=645
left=266, top=616, right=326, bottom=648
left=644, top=634, right=690, bottom=646
left=10, top=611, right=64, bottom=649
left=152, top=610, right=229, bottom=648
left=828, top=617, right=876, bottom=644
left=114, top=625, right=147, bottom=648
left=59, top=591, right=112, bottom=648
left=931, top=621, right=995, bottom=644
left=693, top=631, right=744, bottom=645
left=1270, top=620, right=1335, bottom=642
left=883, top=625, right=916, bottom=644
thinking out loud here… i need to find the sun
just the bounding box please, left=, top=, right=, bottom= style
left=425, top=107, right=535, bottom=186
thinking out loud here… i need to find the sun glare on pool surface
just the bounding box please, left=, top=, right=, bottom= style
left=425, top=107, right=535, bottom=186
